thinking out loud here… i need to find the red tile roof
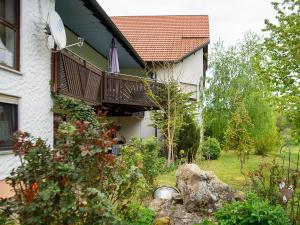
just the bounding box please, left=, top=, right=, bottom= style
left=111, top=15, right=210, bottom=62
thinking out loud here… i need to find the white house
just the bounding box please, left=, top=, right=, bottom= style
left=0, top=0, right=152, bottom=197
left=0, top=2, right=209, bottom=197
left=112, top=15, right=210, bottom=139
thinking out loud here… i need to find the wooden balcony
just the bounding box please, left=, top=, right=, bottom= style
left=52, top=50, right=159, bottom=113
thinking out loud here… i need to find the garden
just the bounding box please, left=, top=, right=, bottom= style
left=1, top=0, right=299, bottom=224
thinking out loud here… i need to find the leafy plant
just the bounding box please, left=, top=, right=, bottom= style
left=202, top=137, right=221, bottom=160
left=215, top=193, right=291, bottom=225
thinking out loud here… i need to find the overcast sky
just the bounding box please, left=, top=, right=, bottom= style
left=97, top=0, right=276, bottom=46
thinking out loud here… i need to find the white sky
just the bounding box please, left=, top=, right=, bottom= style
left=97, top=0, right=276, bottom=46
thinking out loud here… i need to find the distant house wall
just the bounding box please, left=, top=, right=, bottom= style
left=0, top=0, right=55, bottom=182
left=156, top=49, right=204, bottom=100
left=110, top=112, right=155, bottom=142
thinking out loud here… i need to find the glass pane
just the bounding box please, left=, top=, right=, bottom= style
left=0, top=0, right=16, bottom=25
left=0, top=103, right=17, bottom=149
left=0, top=23, right=16, bottom=68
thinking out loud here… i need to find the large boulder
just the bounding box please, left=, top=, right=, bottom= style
left=150, top=164, right=242, bottom=225
left=176, top=164, right=235, bottom=213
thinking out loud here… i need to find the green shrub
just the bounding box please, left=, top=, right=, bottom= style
left=123, top=137, right=163, bottom=187
left=215, top=193, right=291, bottom=225
left=202, top=137, right=221, bottom=160
left=122, top=202, right=154, bottom=225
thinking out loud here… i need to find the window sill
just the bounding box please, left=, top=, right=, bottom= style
left=0, top=65, right=23, bottom=76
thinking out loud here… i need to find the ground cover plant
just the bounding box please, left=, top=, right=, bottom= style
left=215, top=193, right=291, bottom=225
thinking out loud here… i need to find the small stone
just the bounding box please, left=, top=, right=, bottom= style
left=171, top=193, right=183, bottom=204
left=234, top=191, right=245, bottom=201
left=154, top=216, right=171, bottom=225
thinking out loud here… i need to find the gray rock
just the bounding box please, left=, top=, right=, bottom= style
left=150, top=164, right=242, bottom=225
left=176, top=164, right=235, bottom=213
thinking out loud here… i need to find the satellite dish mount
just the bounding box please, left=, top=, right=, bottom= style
left=46, top=11, right=84, bottom=51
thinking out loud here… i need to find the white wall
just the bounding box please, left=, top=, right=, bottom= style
left=156, top=49, right=204, bottom=100
left=0, top=0, right=55, bottom=180
left=111, top=112, right=155, bottom=142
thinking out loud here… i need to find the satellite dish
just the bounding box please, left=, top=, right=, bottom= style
left=48, top=11, right=66, bottom=50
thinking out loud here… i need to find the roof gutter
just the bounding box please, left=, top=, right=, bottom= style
left=81, top=0, right=145, bottom=68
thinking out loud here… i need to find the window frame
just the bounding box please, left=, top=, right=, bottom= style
left=0, top=0, right=20, bottom=71
left=0, top=101, right=18, bottom=151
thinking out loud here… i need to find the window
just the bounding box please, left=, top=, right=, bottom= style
left=0, top=102, right=18, bottom=150
left=0, top=0, right=19, bottom=70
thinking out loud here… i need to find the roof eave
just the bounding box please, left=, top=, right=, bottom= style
left=176, top=40, right=210, bottom=62
left=81, top=0, right=145, bottom=68
left=144, top=40, right=210, bottom=63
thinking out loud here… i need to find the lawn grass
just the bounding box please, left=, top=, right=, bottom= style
left=156, top=146, right=299, bottom=190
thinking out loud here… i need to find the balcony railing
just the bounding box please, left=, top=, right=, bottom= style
left=52, top=50, right=159, bottom=111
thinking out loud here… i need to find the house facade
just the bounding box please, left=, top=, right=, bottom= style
left=112, top=16, right=210, bottom=139
left=0, top=0, right=155, bottom=197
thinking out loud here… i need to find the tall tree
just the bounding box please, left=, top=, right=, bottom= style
left=259, top=0, right=300, bottom=140
left=205, top=33, right=280, bottom=154
left=205, top=33, right=263, bottom=142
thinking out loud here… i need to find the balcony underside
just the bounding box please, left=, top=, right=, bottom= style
left=51, top=50, right=159, bottom=114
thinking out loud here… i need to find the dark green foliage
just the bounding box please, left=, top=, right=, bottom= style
left=215, top=193, right=291, bottom=225
left=177, top=113, right=200, bottom=162
left=202, top=137, right=221, bottom=160
left=52, top=94, right=100, bottom=125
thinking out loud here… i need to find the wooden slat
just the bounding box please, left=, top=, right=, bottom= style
left=54, top=51, right=103, bottom=105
